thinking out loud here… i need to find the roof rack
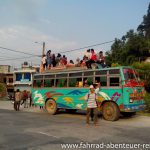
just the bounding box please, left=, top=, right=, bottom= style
left=43, top=66, right=88, bottom=73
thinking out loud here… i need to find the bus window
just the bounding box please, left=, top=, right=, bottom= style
left=44, top=79, right=55, bottom=87
left=123, top=69, right=136, bottom=81
left=95, top=70, right=107, bottom=75
left=69, top=72, right=82, bottom=77
left=69, top=78, right=76, bottom=87
left=56, top=79, right=67, bottom=87
left=109, top=77, right=120, bottom=86
left=34, top=80, right=43, bottom=87
left=95, top=76, right=107, bottom=86
left=69, top=78, right=82, bottom=87
left=83, top=77, right=93, bottom=87
left=109, top=69, right=120, bottom=75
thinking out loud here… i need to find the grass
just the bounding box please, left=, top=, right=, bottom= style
left=137, top=111, right=150, bottom=117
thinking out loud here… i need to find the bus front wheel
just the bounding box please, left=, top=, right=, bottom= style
left=45, top=99, right=57, bottom=115
left=102, top=102, right=120, bottom=121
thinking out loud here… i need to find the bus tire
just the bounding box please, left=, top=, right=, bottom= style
left=45, top=99, right=57, bottom=115
left=102, top=102, right=120, bottom=121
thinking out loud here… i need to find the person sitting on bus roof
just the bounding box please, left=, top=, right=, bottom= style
left=75, top=57, right=81, bottom=67
left=47, top=50, right=52, bottom=70
left=85, top=49, right=97, bottom=69
left=80, top=55, right=88, bottom=67
left=60, top=55, right=67, bottom=66
left=55, top=53, right=62, bottom=67
left=51, top=54, right=57, bottom=67
left=41, top=54, right=47, bottom=70
left=96, top=51, right=106, bottom=68
left=66, top=60, right=75, bottom=68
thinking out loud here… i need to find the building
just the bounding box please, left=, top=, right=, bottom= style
left=13, top=62, right=36, bottom=92
left=0, top=65, right=10, bottom=74
left=5, top=72, right=14, bottom=94
left=0, top=65, right=11, bottom=97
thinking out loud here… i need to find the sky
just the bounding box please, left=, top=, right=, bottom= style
left=0, top=0, right=149, bottom=67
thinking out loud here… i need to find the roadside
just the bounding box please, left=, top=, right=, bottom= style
left=137, top=111, right=150, bottom=117
left=0, top=98, right=44, bottom=113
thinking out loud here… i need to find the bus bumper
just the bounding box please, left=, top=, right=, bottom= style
left=123, top=104, right=146, bottom=112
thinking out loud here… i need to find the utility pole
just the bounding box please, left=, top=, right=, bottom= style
left=42, top=42, right=45, bottom=56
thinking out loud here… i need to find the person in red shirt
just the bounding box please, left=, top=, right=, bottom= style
left=86, top=49, right=97, bottom=69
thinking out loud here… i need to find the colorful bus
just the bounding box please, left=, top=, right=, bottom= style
left=32, top=66, right=145, bottom=121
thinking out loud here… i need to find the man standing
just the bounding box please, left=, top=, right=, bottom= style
left=14, top=89, right=22, bottom=111
left=22, top=90, right=28, bottom=108
left=85, top=85, right=98, bottom=126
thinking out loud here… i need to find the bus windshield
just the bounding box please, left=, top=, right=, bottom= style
left=123, top=68, right=137, bottom=81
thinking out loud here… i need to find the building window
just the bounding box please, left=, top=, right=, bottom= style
left=16, top=73, right=22, bottom=81
left=24, top=73, right=31, bottom=81
left=9, top=78, right=13, bottom=83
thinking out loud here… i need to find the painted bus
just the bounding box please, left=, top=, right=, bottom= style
left=32, top=66, right=145, bottom=121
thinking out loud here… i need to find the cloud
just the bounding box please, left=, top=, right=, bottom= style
left=0, top=25, right=78, bottom=66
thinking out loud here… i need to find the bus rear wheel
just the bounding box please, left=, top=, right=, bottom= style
left=45, top=99, right=57, bottom=115
left=102, top=102, right=120, bottom=121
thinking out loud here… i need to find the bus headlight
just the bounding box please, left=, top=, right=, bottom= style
left=129, top=99, right=133, bottom=103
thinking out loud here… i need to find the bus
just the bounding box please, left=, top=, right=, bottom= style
left=32, top=66, right=145, bottom=121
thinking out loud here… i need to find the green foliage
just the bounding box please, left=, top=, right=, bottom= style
left=105, top=31, right=150, bottom=66
left=106, top=3, right=150, bottom=66
left=0, top=83, right=5, bottom=92
left=111, top=63, right=121, bottom=67
left=132, top=62, right=150, bottom=92
left=144, top=93, right=150, bottom=112
left=137, top=3, right=150, bottom=38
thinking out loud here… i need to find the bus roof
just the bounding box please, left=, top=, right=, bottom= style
left=34, top=66, right=133, bottom=76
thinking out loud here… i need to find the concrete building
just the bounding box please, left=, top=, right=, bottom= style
left=13, top=62, right=36, bottom=92
left=5, top=72, right=14, bottom=94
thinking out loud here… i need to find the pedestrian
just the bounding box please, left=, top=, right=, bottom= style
left=21, top=90, right=28, bottom=108
left=14, top=89, right=22, bottom=111
left=85, top=85, right=98, bottom=126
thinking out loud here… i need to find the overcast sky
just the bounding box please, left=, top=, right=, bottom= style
left=0, top=0, right=149, bottom=67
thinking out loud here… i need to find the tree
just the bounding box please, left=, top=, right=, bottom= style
left=137, top=3, right=150, bottom=39
left=105, top=30, right=150, bottom=66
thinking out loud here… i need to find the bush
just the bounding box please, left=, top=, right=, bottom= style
left=0, top=83, right=7, bottom=98
left=145, top=80, right=150, bottom=93
left=0, top=83, right=5, bottom=92
left=111, top=63, right=121, bottom=67
left=144, top=93, right=150, bottom=112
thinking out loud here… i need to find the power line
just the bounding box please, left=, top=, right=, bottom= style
left=0, top=40, right=114, bottom=62
left=0, top=56, right=40, bottom=61
left=0, top=46, right=40, bottom=56
left=59, top=40, right=114, bottom=54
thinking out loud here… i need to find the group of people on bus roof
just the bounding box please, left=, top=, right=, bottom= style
left=41, top=49, right=106, bottom=72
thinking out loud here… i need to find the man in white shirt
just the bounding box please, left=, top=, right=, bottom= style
left=85, top=85, right=98, bottom=126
